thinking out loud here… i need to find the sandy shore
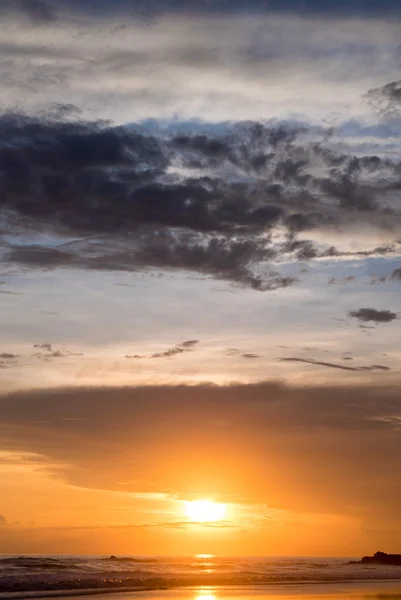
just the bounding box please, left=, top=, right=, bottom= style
left=12, top=580, right=401, bottom=600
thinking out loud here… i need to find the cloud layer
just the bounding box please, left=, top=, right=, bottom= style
left=1, top=381, right=401, bottom=516
left=2, top=110, right=401, bottom=288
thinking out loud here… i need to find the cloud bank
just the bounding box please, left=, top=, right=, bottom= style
left=1, top=381, right=401, bottom=516
left=2, top=110, right=401, bottom=288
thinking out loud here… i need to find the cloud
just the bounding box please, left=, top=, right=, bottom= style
left=366, top=80, right=401, bottom=119
left=0, top=515, right=7, bottom=526
left=1, top=75, right=401, bottom=287
left=278, top=357, right=390, bottom=372
left=180, top=340, right=199, bottom=348
left=32, top=344, right=83, bottom=359
left=151, top=343, right=195, bottom=359
left=5, top=236, right=294, bottom=291
left=34, top=344, right=53, bottom=351
left=242, top=353, right=261, bottom=359
left=2, top=381, right=401, bottom=514
left=0, top=9, right=399, bottom=131
left=17, top=0, right=56, bottom=23
left=328, top=276, right=356, bottom=285
left=391, top=267, right=401, bottom=281
left=348, top=308, right=398, bottom=323
left=4, top=0, right=400, bottom=18
left=126, top=340, right=199, bottom=359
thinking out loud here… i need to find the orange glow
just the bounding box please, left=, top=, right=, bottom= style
left=196, top=593, right=216, bottom=600
left=185, top=500, right=227, bottom=522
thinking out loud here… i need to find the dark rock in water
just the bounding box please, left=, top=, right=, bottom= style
left=105, top=555, right=137, bottom=562
left=350, top=551, right=401, bottom=566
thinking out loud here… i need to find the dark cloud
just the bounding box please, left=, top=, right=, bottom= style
left=3, top=0, right=400, bottom=18
left=151, top=347, right=188, bottom=359
left=7, top=247, right=77, bottom=269
left=348, top=308, right=398, bottom=323
left=5, top=236, right=293, bottom=291
left=34, top=344, right=53, bottom=351
left=391, top=268, right=401, bottom=281
left=180, top=340, right=199, bottom=348
left=367, top=81, right=401, bottom=120
left=125, top=340, right=199, bottom=360
left=32, top=343, right=83, bottom=359
left=1, top=112, right=401, bottom=288
left=17, top=0, right=56, bottom=23
left=0, top=515, right=7, bottom=526
left=241, top=353, right=261, bottom=359
left=0, top=353, right=19, bottom=359
left=278, top=357, right=390, bottom=372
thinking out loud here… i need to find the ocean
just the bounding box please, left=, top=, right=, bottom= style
left=1, top=555, right=401, bottom=599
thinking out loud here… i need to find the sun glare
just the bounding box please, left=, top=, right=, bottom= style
left=184, top=500, right=227, bottom=522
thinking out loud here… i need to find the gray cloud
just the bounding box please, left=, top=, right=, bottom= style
left=328, top=276, right=356, bottom=285
left=151, top=341, right=198, bottom=358
left=17, top=0, right=56, bottom=23
left=367, top=80, right=401, bottom=120
left=2, top=0, right=400, bottom=18
left=1, top=108, right=401, bottom=287
left=5, top=236, right=294, bottom=291
left=180, top=340, right=199, bottom=348
left=348, top=308, right=398, bottom=323
left=32, top=343, right=83, bottom=359
left=33, top=344, right=53, bottom=351
left=278, top=357, right=390, bottom=372
left=126, top=340, right=199, bottom=360
left=391, top=267, right=401, bottom=281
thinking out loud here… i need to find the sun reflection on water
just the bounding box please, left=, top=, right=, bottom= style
left=195, top=586, right=217, bottom=600
left=193, top=554, right=215, bottom=574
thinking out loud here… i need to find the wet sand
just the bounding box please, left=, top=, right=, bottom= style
left=36, top=581, right=401, bottom=600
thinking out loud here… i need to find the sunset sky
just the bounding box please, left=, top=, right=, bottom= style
left=1, top=0, right=401, bottom=556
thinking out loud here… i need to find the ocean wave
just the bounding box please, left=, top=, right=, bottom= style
left=1, top=556, right=401, bottom=597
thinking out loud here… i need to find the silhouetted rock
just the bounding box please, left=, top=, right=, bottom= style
left=350, top=551, right=401, bottom=566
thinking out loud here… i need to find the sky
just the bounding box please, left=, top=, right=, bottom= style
left=1, top=0, right=401, bottom=556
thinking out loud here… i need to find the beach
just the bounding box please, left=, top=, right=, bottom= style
left=10, top=581, right=401, bottom=600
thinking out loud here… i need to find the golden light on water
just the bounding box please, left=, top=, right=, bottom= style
left=195, top=587, right=217, bottom=600
left=184, top=500, right=227, bottom=522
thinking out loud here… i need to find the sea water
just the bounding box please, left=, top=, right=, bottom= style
left=1, top=555, right=401, bottom=599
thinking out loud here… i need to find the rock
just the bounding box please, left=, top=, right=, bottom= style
left=349, top=552, right=401, bottom=566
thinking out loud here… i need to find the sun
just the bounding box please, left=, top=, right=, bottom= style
left=184, top=500, right=227, bottom=523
